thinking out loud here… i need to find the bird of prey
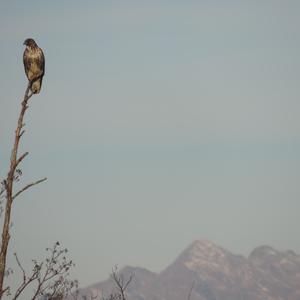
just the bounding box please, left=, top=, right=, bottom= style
left=23, top=38, right=45, bottom=94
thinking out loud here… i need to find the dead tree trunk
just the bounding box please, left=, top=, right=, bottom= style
left=0, top=85, right=46, bottom=298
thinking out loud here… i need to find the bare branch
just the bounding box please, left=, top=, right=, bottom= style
left=0, top=181, right=5, bottom=197
left=30, top=242, right=76, bottom=300
left=187, top=281, right=195, bottom=300
left=12, top=177, right=47, bottom=201
left=1, top=287, right=9, bottom=297
left=14, top=253, right=26, bottom=284
left=19, top=130, right=25, bottom=139
left=4, top=242, right=76, bottom=300
left=110, top=266, right=134, bottom=300
left=12, top=254, right=41, bottom=300
left=16, top=152, right=29, bottom=167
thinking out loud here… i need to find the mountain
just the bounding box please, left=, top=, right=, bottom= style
left=78, top=240, right=300, bottom=300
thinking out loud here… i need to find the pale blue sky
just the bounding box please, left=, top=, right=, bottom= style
left=1, top=0, right=300, bottom=291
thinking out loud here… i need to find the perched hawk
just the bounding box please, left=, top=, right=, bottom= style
left=23, top=38, right=45, bottom=94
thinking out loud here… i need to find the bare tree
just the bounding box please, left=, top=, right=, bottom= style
left=0, top=83, right=47, bottom=297
left=11, top=241, right=77, bottom=300
left=0, top=59, right=78, bottom=299
left=109, top=266, right=134, bottom=300
left=80, top=267, right=133, bottom=300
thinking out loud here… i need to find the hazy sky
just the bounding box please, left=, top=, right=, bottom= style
left=1, top=0, right=300, bottom=291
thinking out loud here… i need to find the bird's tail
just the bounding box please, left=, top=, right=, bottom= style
left=30, top=78, right=42, bottom=94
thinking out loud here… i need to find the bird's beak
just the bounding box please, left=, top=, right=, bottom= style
left=23, top=41, right=26, bottom=45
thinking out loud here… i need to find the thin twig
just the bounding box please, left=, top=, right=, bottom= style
left=1, top=287, right=9, bottom=297
left=12, top=257, right=40, bottom=300
left=0, top=183, right=5, bottom=197
left=187, top=281, right=195, bottom=300
left=19, top=130, right=25, bottom=138
left=123, top=274, right=133, bottom=291
left=12, top=177, right=47, bottom=201
left=16, top=152, right=29, bottom=167
left=14, top=253, right=26, bottom=284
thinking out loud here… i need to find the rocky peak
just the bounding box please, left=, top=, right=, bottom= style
left=181, top=240, right=227, bottom=262
left=249, top=245, right=279, bottom=261
left=175, top=240, right=245, bottom=272
left=79, top=241, right=300, bottom=300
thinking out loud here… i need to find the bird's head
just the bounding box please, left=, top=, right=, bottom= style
left=23, top=38, right=38, bottom=48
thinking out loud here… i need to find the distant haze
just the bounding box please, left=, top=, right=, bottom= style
left=0, top=0, right=300, bottom=292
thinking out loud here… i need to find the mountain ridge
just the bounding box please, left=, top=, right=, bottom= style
left=78, top=240, right=300, bottom=300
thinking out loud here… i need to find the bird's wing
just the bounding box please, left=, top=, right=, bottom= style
left=36, top=48, right=45, bottom=76
left=23, top=49, right=32, bottom=78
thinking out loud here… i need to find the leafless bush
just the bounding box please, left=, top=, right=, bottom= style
left=7, top=241, right=77, bottom=300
